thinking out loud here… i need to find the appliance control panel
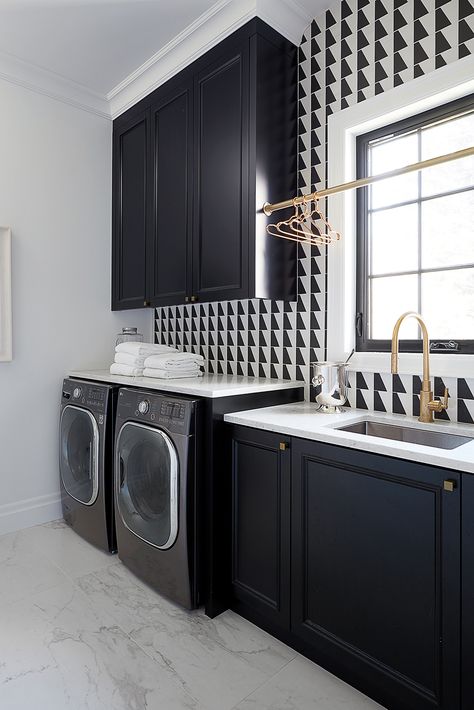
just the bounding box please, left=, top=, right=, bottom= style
left=62, top=379, right=109, bottom=413
left=118, top=389, right=196, bottom=435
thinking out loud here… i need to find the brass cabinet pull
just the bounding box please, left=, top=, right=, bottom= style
left=190, top=295, right=198, bottom=303
left=185, top=296, right=190, bottom=303
left=443, top=479, right=456, bottom=492
left=279, top=442, right=290, bottom=451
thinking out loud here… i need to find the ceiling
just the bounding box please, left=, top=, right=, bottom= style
left=0, top=0, right=218, bottom=95
left=0, top=0, right=329, bottom=115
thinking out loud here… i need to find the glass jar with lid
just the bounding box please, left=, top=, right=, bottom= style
left=115, top=327, right=144, bottom=347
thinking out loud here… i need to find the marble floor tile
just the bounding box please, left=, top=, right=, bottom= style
left=0, top=579, right=202, bottom=710
left=0, top=529, right=69, bottom=605
left=77, top=564, right=295, bottom=710
left=232, top=655, right=386, bottom=710
left=0, top=522, right=385, bottom=710
left=21, top=519, right=119, bottom=579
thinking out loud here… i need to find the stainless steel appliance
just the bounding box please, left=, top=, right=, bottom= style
left=114, top=388, right=202, bottom=609
left=59, top=378, right=118, bottom=552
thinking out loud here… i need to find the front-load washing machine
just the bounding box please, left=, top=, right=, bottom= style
left=114, top=387, right=202, bottom=609
left=59, top=378, right=118, bottom=553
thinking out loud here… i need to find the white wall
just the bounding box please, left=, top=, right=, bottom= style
left=0, top=80, right=152, bottom=534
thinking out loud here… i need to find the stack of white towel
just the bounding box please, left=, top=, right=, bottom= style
left=110, top=342, right=204, bottom=379
left=143, top=351, right=204, bottom=379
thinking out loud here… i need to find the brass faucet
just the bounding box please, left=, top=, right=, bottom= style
left=391, top=312, right=449, bottom=424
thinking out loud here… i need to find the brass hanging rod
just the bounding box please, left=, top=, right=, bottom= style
left=263, top=145, right=474, bottom=216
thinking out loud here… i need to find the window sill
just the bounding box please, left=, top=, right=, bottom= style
left=350, top=352, right=474, bottom=378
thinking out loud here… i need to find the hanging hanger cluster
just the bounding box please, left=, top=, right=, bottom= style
left=266, top=197, right=341, bottom=247
left=263, top=145, right=474, bottom=247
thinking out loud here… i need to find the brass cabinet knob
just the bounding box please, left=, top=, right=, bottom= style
left=185, top=296, right=190, bottom=303
left=279, top=442, right=290, bottom=451
left=190, top=295, right=198, bottom=303
left=443, top=479, right=456, bottom=492
left=143, top=300, right=150, bottom=307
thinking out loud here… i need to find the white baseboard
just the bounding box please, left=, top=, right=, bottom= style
left=0, top=491, right=62, bottom=536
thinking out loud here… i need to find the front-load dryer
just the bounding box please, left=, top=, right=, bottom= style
left=59, top=378, right=118, bottom=553
left=114, top=387, right=202, bottom=609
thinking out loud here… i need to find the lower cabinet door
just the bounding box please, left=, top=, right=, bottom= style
left=291, top=438, right=460, bottom=710
left=462, top=474, right=474, bottom=710
left=231, top=426, right=290, bottom=630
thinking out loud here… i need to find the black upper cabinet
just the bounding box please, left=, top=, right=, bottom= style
left=112, top=109, right=150, bottom=310
left=193, top=44, right=249, bottom=303
left=112, top=20, right=297, bottom=310
left=149, top=78, right=193, bottom=306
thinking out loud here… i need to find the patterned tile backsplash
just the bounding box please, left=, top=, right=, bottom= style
left=156, top=0, right=474, bottom=424
left=346, top=372, right=474, bottom=425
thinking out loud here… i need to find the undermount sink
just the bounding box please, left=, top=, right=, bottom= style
left=336, top=420, right=473, bottom=450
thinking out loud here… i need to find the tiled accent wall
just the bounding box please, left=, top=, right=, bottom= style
left=156, top=0, right=474, bottom=421
left=346, top=372, right=474, bottom=424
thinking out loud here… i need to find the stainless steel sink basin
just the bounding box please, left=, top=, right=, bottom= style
left=336, top=420, right=473, bottom=450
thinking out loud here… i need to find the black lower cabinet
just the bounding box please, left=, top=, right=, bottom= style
left=462, top=474, right=474, bottom=710
left=231, top=427, right=290, bottom=629
left=230, top=426, right=462, bottom=710
left=291, top=439, right=460, bottom=710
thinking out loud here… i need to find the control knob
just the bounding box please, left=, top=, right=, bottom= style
left=73, top=387, right=82, bottom=399
left=138, top=400, right=150, bottom=415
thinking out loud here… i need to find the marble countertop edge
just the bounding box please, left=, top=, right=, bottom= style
left=67, top=370, right=305, bottom=399
left=224, top=402, right=474, bottom=474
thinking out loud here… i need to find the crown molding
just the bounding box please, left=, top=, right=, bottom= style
left=0, top=0, right=312, bottom=120
left=109, top=0, right=255, bottom=118
left=109, top=0, right=312, bottom=118
left=256, top=0, right=312, bottom=45
left=0, top=49, right=110, bottom=119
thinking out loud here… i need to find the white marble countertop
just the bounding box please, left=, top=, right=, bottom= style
left=224, top=402, right=474, bottom=474
left=68, top=370, right=304, bottom=399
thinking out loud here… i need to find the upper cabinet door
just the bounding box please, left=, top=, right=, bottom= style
left=193, top=44, right=250, bottom=303
left=112, top=110, right=150, bottom=310
left=149, top=80, right=193, bottom=307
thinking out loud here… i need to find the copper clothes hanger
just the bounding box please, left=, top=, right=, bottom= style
left=266, top=197, right=340, bottom=246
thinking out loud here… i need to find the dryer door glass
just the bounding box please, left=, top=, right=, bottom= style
left=60, top=406, right=99, bottom=505
left=116, top=423, right=179, bottom=550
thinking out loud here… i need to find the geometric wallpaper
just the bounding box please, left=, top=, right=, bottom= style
left=156, top=0, right=474, bottom=424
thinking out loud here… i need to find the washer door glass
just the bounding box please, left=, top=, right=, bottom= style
left=60, top=405, right=99, bottom=505
left=116, top=423, right=179, bottom=550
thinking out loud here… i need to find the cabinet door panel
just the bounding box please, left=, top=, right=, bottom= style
left=150, top=84, right=193, bottom=306
left=194, top=48, right=249, bottom=302
left=292, top=440, right=460, bottom=710
left=112, top=111, right=149, bottom=310
left=231, top=426, right=290, bottom=629
left=462, top=474, right=474, bottom=710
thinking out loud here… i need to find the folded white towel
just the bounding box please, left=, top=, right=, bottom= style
left=144, top=352, right=205, bottom=370
left=115, top=352, right=147, bottom=367
left=116, top=342, right=178, bottom=358
left=143, top=368, right=203, bottom=380
left=110, top=363, right=144, bottom=377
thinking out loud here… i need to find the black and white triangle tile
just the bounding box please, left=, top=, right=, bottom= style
left=344, top=370, right=473, bottom=423
left=154, top=0, right=473, bottom=425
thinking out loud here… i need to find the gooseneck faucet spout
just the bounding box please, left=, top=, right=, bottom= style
left=391, top=312, right=449, bottom=424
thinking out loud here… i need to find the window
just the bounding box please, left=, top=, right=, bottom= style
left=356, top=94, right=474, bottom=354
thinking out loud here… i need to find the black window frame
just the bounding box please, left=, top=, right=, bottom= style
left=356, top=92, right=474, bottom=355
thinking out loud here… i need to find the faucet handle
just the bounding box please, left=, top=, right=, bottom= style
left=429, top=387, right=449, bottom=413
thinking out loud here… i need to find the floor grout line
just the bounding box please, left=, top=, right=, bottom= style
left=228, top=655, right=298, bottom=709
